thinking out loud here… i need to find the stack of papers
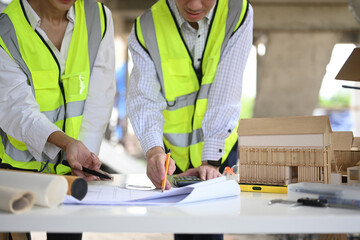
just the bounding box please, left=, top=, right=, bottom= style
left=64, top=176, right=240, bottom=206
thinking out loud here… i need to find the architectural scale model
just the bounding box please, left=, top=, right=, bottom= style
left=237, top=115, right=332, bottom=185
left=332, top=131, right=360, bottom=184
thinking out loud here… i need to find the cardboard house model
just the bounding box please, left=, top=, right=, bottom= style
left=331, top=131, right=360, bottom=184
left=331, top=131, right=360, bottom=174
left=237, top=115, right=332, bottom=185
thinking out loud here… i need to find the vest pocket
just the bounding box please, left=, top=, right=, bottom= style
left=32, top=70, right=62, bottom=112
left=163, top=59, right=198, bottom=100
left=61, top=73, right=89, bottom=102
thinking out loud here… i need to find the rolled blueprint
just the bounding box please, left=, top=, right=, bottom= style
left=0, top=169, right=68, bottom=208
left=0, top=186, right=35, bottom=214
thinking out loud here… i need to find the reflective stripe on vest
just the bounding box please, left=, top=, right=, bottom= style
left=136, top=0, right=248, bottom=171
left=0, top=0, right=105, bottom=173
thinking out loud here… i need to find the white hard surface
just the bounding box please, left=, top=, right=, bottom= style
left=1, top=174, right=360, bottom=234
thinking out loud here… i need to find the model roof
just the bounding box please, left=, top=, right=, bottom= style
left=238, top=115, right=332, bottom=136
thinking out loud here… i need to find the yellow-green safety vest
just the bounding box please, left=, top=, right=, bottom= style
left=135, top=0, right=248, bottom=172
left=0, top=0, right=107, bottom=174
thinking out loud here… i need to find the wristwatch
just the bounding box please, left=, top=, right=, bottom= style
left=207, top=159, right=222, bottom=167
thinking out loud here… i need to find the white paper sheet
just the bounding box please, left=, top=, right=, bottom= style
left=64, top=176, right=240, bottom=205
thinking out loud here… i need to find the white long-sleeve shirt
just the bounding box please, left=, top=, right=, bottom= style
left=0, top=3, right=6, bottom=12
left=127, top=0, right=253, bottom=162
left=0, top=0, right=116, bottom=161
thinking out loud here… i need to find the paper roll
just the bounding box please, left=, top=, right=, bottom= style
left=0, top=186, right=35, bottom=214
left=0, top=170, right=68, bottom=208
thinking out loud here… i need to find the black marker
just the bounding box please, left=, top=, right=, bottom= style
left=62, top=160, right=112, bottom=180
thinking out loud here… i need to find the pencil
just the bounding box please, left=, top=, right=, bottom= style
left=161, top=150, right=171, bottom=192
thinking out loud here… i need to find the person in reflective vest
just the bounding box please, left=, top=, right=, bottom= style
left=128, top=0, right=253, bottom=196
left=0, top=0, right=115, bottom=238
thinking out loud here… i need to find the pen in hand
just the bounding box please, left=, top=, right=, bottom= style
left=161, top=150, right=171, bottom=192
left=62, top=160, right=112, bottom=180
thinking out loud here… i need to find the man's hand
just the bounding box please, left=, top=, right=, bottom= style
left=178, top=161, right=222, bottom=180
left=48, top=131, right=102, bottom=181
left=64, top=139, right=102, bottom=181
left=146, top=146, right=176, bottom=190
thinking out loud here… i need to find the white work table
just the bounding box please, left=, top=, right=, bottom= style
left=1, top=174, right=360, bottom=234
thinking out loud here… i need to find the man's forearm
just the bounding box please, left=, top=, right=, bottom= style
left=47, top=131, right=76, bottom=152
left=146, top=146, right=164, bottom=160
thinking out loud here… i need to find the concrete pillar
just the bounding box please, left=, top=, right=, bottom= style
left=253, top=32, right=341, bottom=117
